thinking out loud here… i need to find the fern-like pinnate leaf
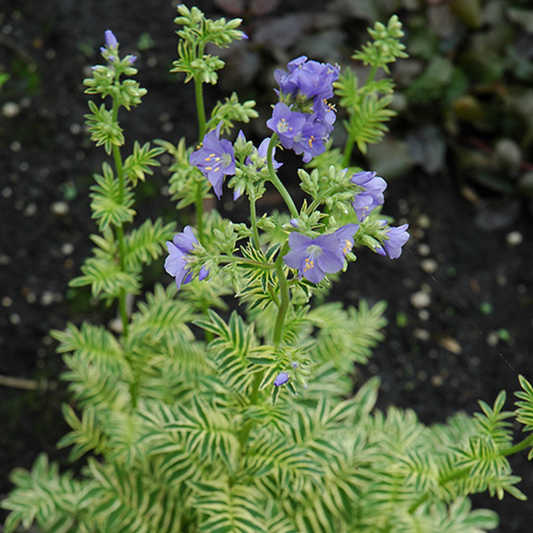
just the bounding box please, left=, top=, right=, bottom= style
left=515, top=375, right=533, bottom=434
left=191, top=481, right=268, bottom=533
left=2, top=454, right=87, bottom=533
left=90, top=162, right=135, bottom=231
left=85, top=100, right=125, bottom=154
left=348, top=92, right=395, bottom=154
left=123, top=218, right=176, bottom=270
left=123, top=141, right=164, bottom=186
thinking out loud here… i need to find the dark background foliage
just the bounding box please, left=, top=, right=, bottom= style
left=1, top=0, right=532, bottom=531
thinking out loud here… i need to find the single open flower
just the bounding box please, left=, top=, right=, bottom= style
left=283, top=224, right=359, bottom=283
left=190, top=123, right=235, bottom=199
left=164, top=226, right=208, bottom=289
left=376, top=223, right=410, bottom=259
left=266, top=103, right=306, bottom=150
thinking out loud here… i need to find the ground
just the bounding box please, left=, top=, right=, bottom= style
left=1, top=0, right=532, bottom=531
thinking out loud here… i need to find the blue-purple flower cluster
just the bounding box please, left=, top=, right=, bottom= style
left=174, top=55, right=409, bottom=295
left=267, top=56, right=339, bottom=163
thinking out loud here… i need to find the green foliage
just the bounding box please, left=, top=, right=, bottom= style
left=335, top=15, right=405, bottom=158
left=172, top=4, right=246, bottom=85
left=123, top=141, right=165, bottom=186
left=90, top=162, right=135, bottom=230
left=353, top=15, right=408, bottom=72
left=85, top=101, right=125, bottom=154
left=208, top=92, right=259, bottom=134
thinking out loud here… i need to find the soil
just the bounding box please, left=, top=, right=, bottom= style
left=1, top=1, right=532, bottom=531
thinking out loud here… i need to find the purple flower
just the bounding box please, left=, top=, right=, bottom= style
left=292, top=115, right=328, bottom=163
left=376, top=223, right=410, bottom=259
left=164, top=226, right=208, bottom=289
left=190, top=123, right=235, bottom=199
left=351, top=171, right=388, bottom=221
left=283, top=224, right=359, bottom=283
left=253, top=137, right=283, bottom=170
left=266, top=103, right=306, bottom=150
left=274, top=372, right=290, bottom=387
left=274, top=56, right=340, bottom=101
left=105, top=30, right=118, bottom=48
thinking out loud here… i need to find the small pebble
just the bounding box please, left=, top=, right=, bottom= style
left=2, top=101, right=20, bottom=118
left=19, top=161, right=29, bottom=172
left=420, top=258, right=438, bottom=274
left=25, top=291, right=37, bottom=304
left=506, top=231, right=523, bottom=246
left=40, top=291, right=55, bottom=306
left=0, top=254, right=12, bottom=265
left=431, top=375, right=444, bottom=387
left=50, top=201, right=69, bottom=216
left=418, top=214, right=431, bottom=229
left=69, top=123, right=82, bottom=135
left=486, top=331, right=499, bottom=347
left=23, top=202, right=37, bottom=217
left=418, top=309, right=430, bottom=321
left=61, top=243, right=74, bottom=255
left=108, top=317, right=124, bottom=334
left=10, top=141, right=21, bottom=152
left=2, top=187, right=12, bottom=198
left=413, top=328, right=430, bottom=341
left=10, top=313, right=21, bottom=325
left=1, top=296, right=13, bottom=307
left=410, top=290, right=431, bottom=308
left=417, top=243, right=431, bottom=257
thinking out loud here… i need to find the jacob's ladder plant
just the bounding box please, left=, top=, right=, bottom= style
left=3, top=6, right=533, bottom=533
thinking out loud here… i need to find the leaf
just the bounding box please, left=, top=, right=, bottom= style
left=90, top=162, right=136, bottom=231
left=123, top=141, right=165, bottom=186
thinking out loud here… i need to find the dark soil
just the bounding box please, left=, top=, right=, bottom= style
left=1, top=1, right=532, bottom=531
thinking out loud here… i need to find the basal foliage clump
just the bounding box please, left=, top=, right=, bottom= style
left=3, top=6, right=533, bottom=533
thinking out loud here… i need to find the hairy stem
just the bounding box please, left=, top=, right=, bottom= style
left=266, top=135, right=299, bottom=219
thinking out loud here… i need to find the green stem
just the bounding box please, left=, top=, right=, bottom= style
left=266, top=135, right=299, bottom=219
left=238, top=243, right=290, bottom=451
left=111, top=100, right=129, bottom=340
left=249, top=194, right=260, bottom=248
left=273, top=243, right=290, bottom=347
left=501, top=433, right=533, bottom=457
left=342, top=130, right=356, bottom=168
left=341, top=64, right=379, bottom=168
left=193, top=43, right=207, bottom=243
left=218, top=255, right=274, bottom=269
left=194, top=75, right=206, bottom=140
left=238, top=370, right=265, bottom=450
left=195, top=180, right=205, bottom=245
